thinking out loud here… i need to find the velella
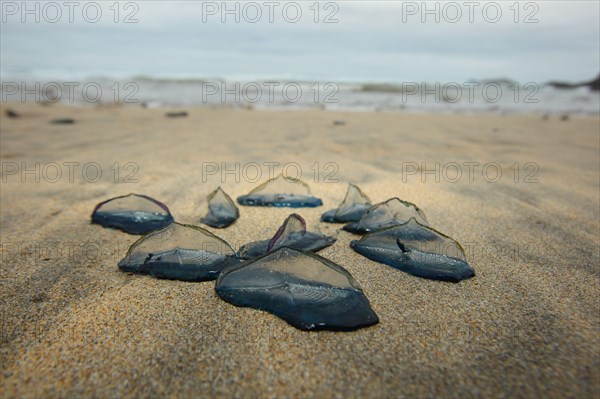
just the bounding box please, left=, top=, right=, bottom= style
left=350, top=218, right=475, bottom=282
left=321, top=183, right=372, bottom=223
left=118, top=222, right=239, bottom=281
left=238, top=214, right=336, bottom=259
left=200, top=187, right=239, bottom=228
left=215, top=247, right=379, bottom=331
left=91, top=193, right=174, bottom=234
left=237, top=174, right=323, bottom=208
left=343, top=197, right=428, bottom=234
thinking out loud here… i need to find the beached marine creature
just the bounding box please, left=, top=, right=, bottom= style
left=238, top=214, right=336, bottom=259
left=91, top=193, right=174, bottom=234
left=321, top=183, right=372, bottom=223
left=237, top=174, right=323, bottom=208
left=350, top=218, right=475, bottom=282
left=216, top=247, right=379, bottom=330
left=343, top=197, right=428, bottom=234
left=118, top=222, right=239, bottom=281
left=200, top=187, right=239, bottom=228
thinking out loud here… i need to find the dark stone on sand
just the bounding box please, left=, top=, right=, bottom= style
left=166, top=111, right=188, bottom=118
left=5, top=109, right=19, bottom=118
left=51, top=118, right=75, bottom=125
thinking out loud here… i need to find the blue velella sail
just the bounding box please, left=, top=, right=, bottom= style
left=238, top=213, right=336, bottom=259
left=343, top=197, right=428, bottom=234
left=200, top=187, right=239, bottom=228
left=351, top=218, right=475, bottom=282
left=321, top=183, right=372, bottom=223
left=237, top=174, right=323, bottom=208
left=118, top=222, right=239, bottom=281
left=216, top=247, right=379, bottom=331
left=91, top=193, right=174, bottom=234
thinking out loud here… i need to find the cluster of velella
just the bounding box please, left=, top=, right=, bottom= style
left=91, top=174, right=474, bottom=331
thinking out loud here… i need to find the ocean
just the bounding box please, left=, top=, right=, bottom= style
left=1, top=76, right=598, bottom=115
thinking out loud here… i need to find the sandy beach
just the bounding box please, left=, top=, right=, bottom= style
left=0, top=102, right=598, bottom=398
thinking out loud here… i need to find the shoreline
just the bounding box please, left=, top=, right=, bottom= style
left=3, top=100, right=599, bottom=117
left=2, top=77, right=599, bottom=116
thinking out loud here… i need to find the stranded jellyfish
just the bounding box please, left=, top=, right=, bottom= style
left=237, top=174, right=323, bottom=208
left=343, top=197, right=428, bottom=234
left=91, top=193, right=174, bottom=234
left=238, top=214, right=336, bottom=260
left=321, top=183, right=372, bottom=223
left=351, top=218, right=475, bottom=282
left=118, top=222, right=239, bottom=281
left=216, top=247, right=379, bottom=331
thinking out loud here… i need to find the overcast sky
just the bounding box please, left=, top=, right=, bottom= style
left=1, top=1, right=599, bottom=82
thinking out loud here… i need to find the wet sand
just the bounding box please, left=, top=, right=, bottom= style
left=0, top=103, right=598, bottom=398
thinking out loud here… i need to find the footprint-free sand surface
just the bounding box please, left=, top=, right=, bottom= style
left=1, top=103, right=598, bottom=398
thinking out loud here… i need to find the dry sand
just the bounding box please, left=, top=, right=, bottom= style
left=0, top=103, right=598, bottom=398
